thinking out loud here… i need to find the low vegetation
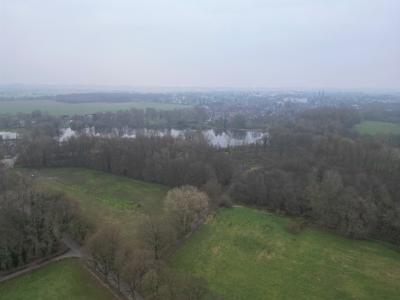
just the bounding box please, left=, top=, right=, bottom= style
left=355, top=120, right=400, bottom=135
left=0, top=100, right=187, bottom=116
left=0, top=259, right=116, bottom=300
left=172, top=207, right=400, bottom=300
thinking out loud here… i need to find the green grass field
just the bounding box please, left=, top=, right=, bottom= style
left=0, top=259, right=116, bottom=300
left=0, top=100, right=188, bottom=116
left=19, top=167, right=169, bottom=236
left=24, top=168, right=168, bottom=216
left=355, top=121, right=400, bottom=136
left=172, top=207, right=400, bottom=300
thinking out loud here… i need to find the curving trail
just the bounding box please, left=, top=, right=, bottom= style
left=0, top=249, right=80, bottom=283
left=0, top=235, right=143, bottom=300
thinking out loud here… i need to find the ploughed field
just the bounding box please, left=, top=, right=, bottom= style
left=0, top=100, right=187, bottom=115
left=355, top=120, right=400, bottom=135
left=172, top=207, right=400, bottom=300
left=0, top=259, right=116, bottom=300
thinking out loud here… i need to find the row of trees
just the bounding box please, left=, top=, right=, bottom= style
left=70, top=107, right=208, bottom=133
left=0, top=110, right=64, bottom=137
left=18, top=134, right=234, bottom=188
left=84, top=186, right=220, bottom=300
left=0, top=106, right=209, bottom=140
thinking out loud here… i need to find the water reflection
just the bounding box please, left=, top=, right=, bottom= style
left=60, top=127, right=268, bottom=148
left=0, top=131, right=18, bottom=140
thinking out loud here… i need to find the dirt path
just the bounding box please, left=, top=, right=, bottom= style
left=0, top=249, right=79, bottom=284
left=0, top=235, right=82, bottom=284
left=61, top=235, right=84, bottom=258
left=0, top=235, right=143, bottom=300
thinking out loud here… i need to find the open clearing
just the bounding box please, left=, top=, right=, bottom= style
left=355, top=121, right=400, bottom=136
left=0, top=100, right=188, bottom=115
left=0, top=259, right=116, bottom=300
left=25, top=167, right=168, bottom=211
left=172, top=207, right=400, bottom=300
left=21, top=168, right=169, bottom=229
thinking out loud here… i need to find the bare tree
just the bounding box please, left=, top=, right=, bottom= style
left=122, top=248, right=152, bottom=300
left=136, top=215, right=176, bottom=260
left=85, top=225, right=121, bottom=280
left=165, top=186, right=209, bottom=237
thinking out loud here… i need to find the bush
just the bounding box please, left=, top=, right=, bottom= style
left=218, top=194, right=233, bottom=208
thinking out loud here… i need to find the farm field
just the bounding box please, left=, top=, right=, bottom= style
left=172, top=206, right=400, bottom=300
left=355, top=121, right=400, bottom=135
left=0, top=100, right=188, bottom=115
left=0, top=259, right=116, bottom=300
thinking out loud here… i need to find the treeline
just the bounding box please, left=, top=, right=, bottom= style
left=0, top=168, right=76, bottom=272
left=0, top=92, right=177, bottom=103
left=0, top=107, right=209, bottom=138
left=16, top=106, right=400, bottom=245
left=231, top=107, right=400, bottom=242
left=84, top=186, right=220, bottom=299
left=0, top=110, right=64, bottom=137
left=18, top=134, right=234, bottom=189
left=70, top=107, right=208, bottom=133
left=53, top=92, right=175, bottom=103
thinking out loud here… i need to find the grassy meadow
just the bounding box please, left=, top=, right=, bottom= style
left=355, top=121, right=400, bottom=136
left=172, top=206, right=400, bottom=300
left=0, top=100, right=187, bottom=116
left=20, top=168, right=169, bottom=229
left=0, top=259, right=116, bottom=300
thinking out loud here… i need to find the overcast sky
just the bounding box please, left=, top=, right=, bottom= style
left=1, top=0, right=399, bottom=90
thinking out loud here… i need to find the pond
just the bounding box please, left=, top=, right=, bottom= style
left=59, top=127, right=268, bottom=148
left=0, top=131, right=18, bottom=140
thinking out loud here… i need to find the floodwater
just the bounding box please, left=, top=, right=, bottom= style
left=0, top=131, right=18, bottom=140
left=60, top=127, right=268, bottom=148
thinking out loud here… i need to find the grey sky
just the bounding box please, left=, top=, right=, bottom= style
left=1, top=0, right=399, bottom=89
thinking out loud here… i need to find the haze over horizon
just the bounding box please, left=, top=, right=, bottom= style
left=1, top=0, right=399, bottom=90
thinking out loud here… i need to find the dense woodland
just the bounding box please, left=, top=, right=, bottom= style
left=15, top=107, right=400, bottom=245
left=231, top=108, right=400, bottom=241
left=0, top=169, right=75, bottom=272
